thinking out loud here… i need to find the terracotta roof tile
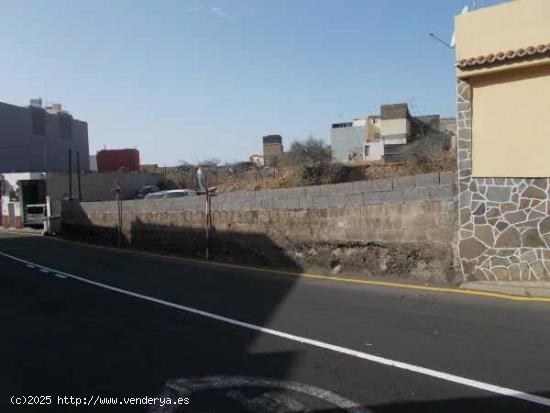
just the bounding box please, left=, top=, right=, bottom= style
left=457, top=43, right=550, bottom=68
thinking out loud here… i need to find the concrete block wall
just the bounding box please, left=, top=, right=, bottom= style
left=47, top=171, right=165, bottom=202
left=62, top=172, right=459, bottom=282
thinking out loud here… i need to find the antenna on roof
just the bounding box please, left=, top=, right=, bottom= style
left=429, top=5, right=469, bottom=50
left=429, top=32, right=454, bottom=49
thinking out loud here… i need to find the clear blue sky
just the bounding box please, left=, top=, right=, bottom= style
left=0, top=0, right=506, bottom=165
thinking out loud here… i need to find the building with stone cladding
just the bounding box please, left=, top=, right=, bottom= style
left=454, top=0, right=550, bottom=281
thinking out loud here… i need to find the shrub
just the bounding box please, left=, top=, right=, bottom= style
left=287, top=136, right=331, bottom=167
left=405, top=135, right=446, bottom=173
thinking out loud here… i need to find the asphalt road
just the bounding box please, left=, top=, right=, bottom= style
left=1, top=232, right=550, bottom=412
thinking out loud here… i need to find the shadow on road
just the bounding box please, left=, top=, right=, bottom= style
left=0, top=229, right=333, bottom=412
left=1, top=225, right=548, bottom=412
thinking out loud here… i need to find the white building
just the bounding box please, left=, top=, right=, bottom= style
left=332, top=103, right=454, bottom=163
left=330, top=119, right=368, bottom=162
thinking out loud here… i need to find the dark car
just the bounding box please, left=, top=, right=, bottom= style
left=135, top=185, right=160, bottom=199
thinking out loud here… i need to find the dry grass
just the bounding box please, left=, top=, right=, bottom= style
left=160, top=150, right=456, bottom=193
left=196, top=153, right=457, bottom=193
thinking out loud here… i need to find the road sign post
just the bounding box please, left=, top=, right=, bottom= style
left=205, top=187, right=211, bottom=260
left=111, top=180, right=124, bottom=248
left=197, top=167, right=211, bottom=260
left=115, top=191, right=122, bottom=248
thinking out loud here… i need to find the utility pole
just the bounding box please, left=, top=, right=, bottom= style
left=43, top=140, right=48, bottom=199
left=116, top=190, right=122, bottom=248
left=68, top=149, right=73, bottom=200
left=43, top=142, right=49, bottom=235
left=76, top=151, right=82, bottom=201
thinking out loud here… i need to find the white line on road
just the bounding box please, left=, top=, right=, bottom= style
left=154, top=375, right=371, bottom=413
left=25, top=261, right=65, bottom=279
left=1, top=250, right=549, bottom=408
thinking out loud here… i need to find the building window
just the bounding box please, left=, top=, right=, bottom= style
left=332, top=122, right=353, bottom=129
left=364, top=146, right=370, bottom=157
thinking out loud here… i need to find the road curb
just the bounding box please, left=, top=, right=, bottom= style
left=461, top=281, right=550, bottom=299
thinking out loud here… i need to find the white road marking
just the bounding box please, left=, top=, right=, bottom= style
left=151, top=375, right=370, bottom=413
left=226, top=389, right=307, bottom=412
left=39, top=268, right=49, bottom=273
left=53, top=273, right=67, bottom=279
left=1, top=250, right=549, bottom=408
left=26, top=264, right=35, bottom=269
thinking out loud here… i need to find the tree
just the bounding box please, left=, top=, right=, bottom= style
left=287, top=136, right=331, bottom=167
left=405, top=134, right=445, bottom=172
left=198, top=158, right=221, bottom=167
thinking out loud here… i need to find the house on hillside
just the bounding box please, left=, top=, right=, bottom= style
left=330, top=103, right=455, bottom=163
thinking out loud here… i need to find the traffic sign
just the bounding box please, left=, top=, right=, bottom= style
left=111, top=180, right=124, bottom=197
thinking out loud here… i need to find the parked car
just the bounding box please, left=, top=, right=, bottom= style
left=25, top=204, right=46, bottom=227
left=163, top=189, right=198, bottom=198
left=144, top=191, right=166, bottom=199
left=144, top=189, right=197, bottom=199
left=135, top=185, right=160, bottom=199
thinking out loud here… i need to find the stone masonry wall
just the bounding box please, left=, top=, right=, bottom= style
left=62, top=173, right=459, bottom=283
left=457, top=80, right=550, bottom=280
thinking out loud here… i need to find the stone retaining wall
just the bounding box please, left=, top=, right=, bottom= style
left=62, top=173, right=459, bottom=282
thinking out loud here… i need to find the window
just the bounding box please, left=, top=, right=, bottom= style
left=332, top=122, right=353, bottom=129
left=146, top=192, right=165, bottom=199
left=165, top=192, right=188, bottom=198
left=364, top=146, right=370, bottom=156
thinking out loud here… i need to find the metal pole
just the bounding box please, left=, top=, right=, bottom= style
left=43, top=142, right=48, bottom=230
left=76, top=151, right=82, bottom=201
left=68, top=149, right=72, bottom=200
left=116, top=191, right=122, bottom=248
left=205, top=188, right=210, bottom=260
left=44, top=195, right=51, bottom=235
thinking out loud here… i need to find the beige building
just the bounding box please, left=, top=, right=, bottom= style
left=455, top=0, right=550, bottom=281
left=379, top=104, right=410, bottom=142
left=362, top=103, right=452, bottom=163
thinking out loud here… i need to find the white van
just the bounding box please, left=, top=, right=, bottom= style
left=25, top=204, right=46, bottom=227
